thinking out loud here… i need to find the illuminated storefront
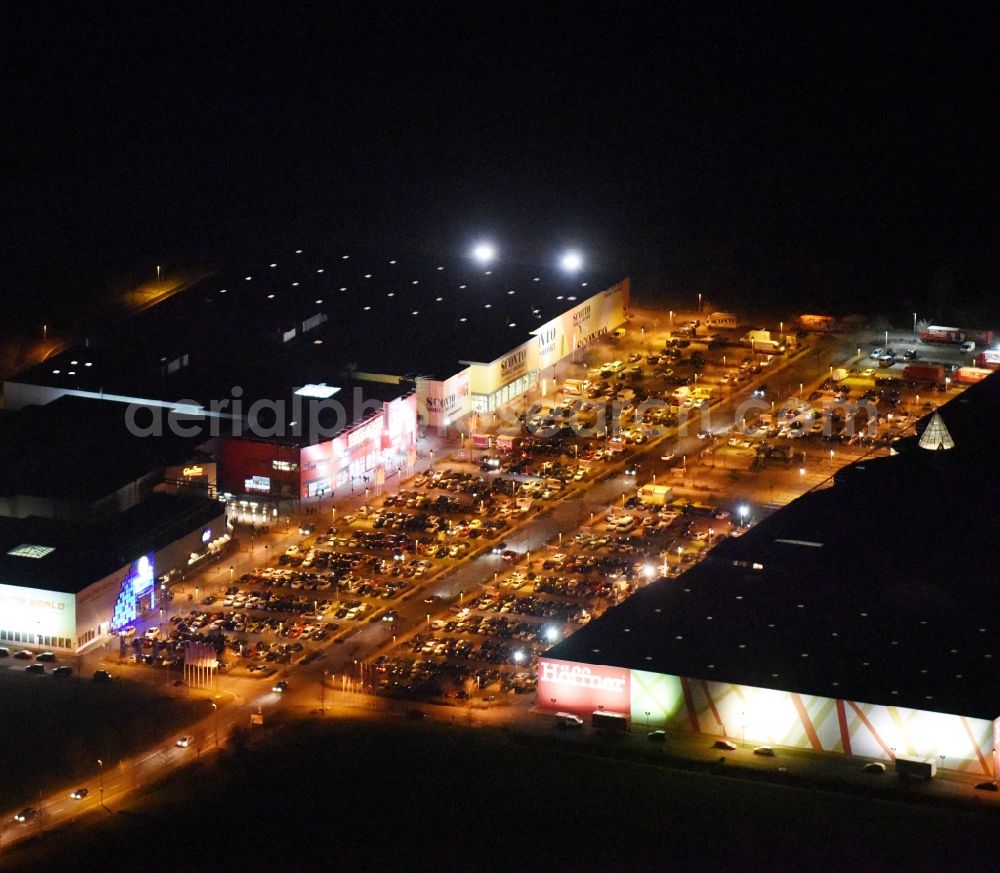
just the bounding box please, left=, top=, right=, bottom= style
left=539, top=657, right=997, bottom=776
left=0, top=582, right=76, bottom=651
left=463, top=279, right=630, bottom=418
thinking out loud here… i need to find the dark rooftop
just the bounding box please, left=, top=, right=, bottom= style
left=13, top=247, right=618, bottom=404
left=0, top=395, right=205, bottom=503
left=548, top=371, right=1000, bottom=721
left=0, top=494, right=223, bottom=595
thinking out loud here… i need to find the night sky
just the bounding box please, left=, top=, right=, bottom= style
left=4, top=5, right=997, bottom=332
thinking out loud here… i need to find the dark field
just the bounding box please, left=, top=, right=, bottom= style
left=3, top=713, right=998, bottom=873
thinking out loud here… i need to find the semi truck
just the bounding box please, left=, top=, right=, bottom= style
left=752, top=339, right=784, bottom=354
left=975, top=349, right=1000, bottom=370
left=706, top=311, right=739, bottom=330
left=903, top=363, right=945, bottom=383
left=956, top=366, right=992, bottom=384
left=894, top=756, right=937, bottom=780
left=919, top=325, right=965, bottom=344
left=741, top=329, right=771, bottom=345
left=592, top=710, right=630, bottom=732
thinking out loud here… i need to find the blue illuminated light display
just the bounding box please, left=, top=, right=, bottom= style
left=111, top=553, right=155, bottom=631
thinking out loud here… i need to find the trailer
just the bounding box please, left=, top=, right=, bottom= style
left=638, top=483, right=673, bottom=506
left=751, top=339, right=784, bottom=354
left=956, top=366, right=992, bottom=384
left=592, top=710, right=630, bottom=732
left=975, top=349, right=1000, bottom=370
left=903, top=363, right=945, bottom=383
left=895, top=756, right=936, bottom=780
left=919, top=325, right=965, bottom=344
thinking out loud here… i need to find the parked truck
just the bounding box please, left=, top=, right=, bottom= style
left=975, top=349, right=1000, bottom=370
left=894, top=756, right=937, bottom=780
left=706, top=311, right=739, bottom=330
left=592, top=710, right=630, bottom=732
left=903, top=363, right=945, bottom=383
left=919, top=325, right=965, bottom=344
left=752, top=339, right=785, bottom=354
left=956, top=366, right=992, bottom=384
left=741, top=329, right=771, bottom=345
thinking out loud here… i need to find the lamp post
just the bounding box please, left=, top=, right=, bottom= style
left=98, top=758, right=106, bottom=811
left=211, top=703, right=218, bottom=748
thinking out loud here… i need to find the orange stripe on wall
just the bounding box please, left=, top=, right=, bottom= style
left=700, top=680, right=725, bottom=731
left=847, top=701, right=895, bottom=759
left=960, top=716, right=992, bottom=777
left=679, top=676, right=700, bottom=733
left=835, top=699, right=852, bottom=756
left=790, top=693, right=823, bottom=751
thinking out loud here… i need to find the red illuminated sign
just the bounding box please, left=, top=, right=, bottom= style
left=538, top=658, right=630, bottom=715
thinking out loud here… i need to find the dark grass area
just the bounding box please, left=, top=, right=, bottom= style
left=0, top=670, right=211, bottom=799
left=3, top=715, right=999, bottom=873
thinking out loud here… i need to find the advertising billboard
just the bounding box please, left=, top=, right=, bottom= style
left=0, top=582, right=76, bottom=644
left=537, top=657, right=631, bottom=715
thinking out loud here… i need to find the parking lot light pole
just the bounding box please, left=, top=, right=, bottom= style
left=98, top=758, right=106, bottom=811
left=211, top=703, right=218, bottom=748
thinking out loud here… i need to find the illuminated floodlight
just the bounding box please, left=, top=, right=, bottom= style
left=472, top=242, right=496, bottom=264
left=545, top=626, right=560, bottom=643
left=643, top=565, right=656, bottom=579
left=513, top=650, right=525, bottom=664
left=560, top=250, right=583, bottom=272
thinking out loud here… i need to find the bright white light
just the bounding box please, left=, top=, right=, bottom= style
left=643, top=565, right=656, bottom=579
left=472, top=242, right=496, bottom=264
left=295, top=383, right=340, bottom=399
left=545, top=626, right=560, bottom=643
left=560, top=250, right=583, bottom=272
left=739, top=504, right=749, bottom=518
left=513, top=650, right=525, bottom=664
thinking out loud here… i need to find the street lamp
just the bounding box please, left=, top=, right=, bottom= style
left=560, top=250, right=583, bottom=273
left=471, top=242, right=496, bottom=264
left=697, top=292, right=702, bottom=314
left=98, top=758, right=106, bottom=811
left=545, top=626, right=559, bottom=644
left=211, top=703, right=218, bottom=748
left=739, top=504, right=749, bottom=527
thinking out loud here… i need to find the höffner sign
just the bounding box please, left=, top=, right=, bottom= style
left=540, top=661, right=626, bottom=693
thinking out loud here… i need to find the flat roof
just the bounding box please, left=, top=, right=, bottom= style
left=0, top=494, right=223, bottom=595
left=14, top=248, right=618, bottom=402
left=548, top=371, right=1000, bottom=721
left=0, top=396, right=207, bottom=502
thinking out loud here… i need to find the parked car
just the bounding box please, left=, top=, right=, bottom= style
left=753, top=746, right=776, bottom=757
left=92, top=670, right=113, bottom=682
left=53, top=665, right=73, bottom=677
left=713, top=739, right=737, bottom=750
left=862, top=761, right=886, bottom=774
left=24, top=663, right=45, bottom=674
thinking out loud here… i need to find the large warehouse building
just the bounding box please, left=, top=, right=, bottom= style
left=542, top=374, right=1000, bottom=776
left=0, top=396, right=228, bottom=653
left=5, top=248, right=629, bottom=517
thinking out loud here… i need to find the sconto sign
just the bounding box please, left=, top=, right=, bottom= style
left=500, top=348, right=527, bottom=380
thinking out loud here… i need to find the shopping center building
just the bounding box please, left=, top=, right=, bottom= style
left=5, top=247, right=629, bottom=515
left=0, top=395, right=229, bottom=652
left=542, top=375, right=1000, bottom=776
